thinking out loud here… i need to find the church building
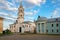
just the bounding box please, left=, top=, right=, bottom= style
left=10, top=0, right=36, bottom=33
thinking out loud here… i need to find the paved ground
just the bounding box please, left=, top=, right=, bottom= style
left=0, top=34, right=60, bottom=40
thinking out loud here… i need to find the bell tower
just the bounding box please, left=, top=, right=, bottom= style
left=17, top=0, right=24, bottom=23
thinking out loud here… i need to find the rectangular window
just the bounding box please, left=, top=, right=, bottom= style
left=52, top=29, right=53, bottom=32
left=56, top=24, right=58, bottom=27
left=22, top=25, right=24, bottom=28
left=39, top=30, right=40, bottom=32
left=52, top=24, right=53, bottom=27
left=57, top=29, right=58, bottom=32
left=14, top=26, right=15, bottom=28
left=38, top=23, right=40, bottom=25
left=42, top=23, right=44, bottom=26
left=46, top=29, right=48, bottom=32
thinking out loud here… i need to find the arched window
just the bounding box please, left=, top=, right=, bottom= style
left=21, top=15, right=22, bottom=17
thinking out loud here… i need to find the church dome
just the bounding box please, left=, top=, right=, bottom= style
left=37, top=16, right=47, bottom=21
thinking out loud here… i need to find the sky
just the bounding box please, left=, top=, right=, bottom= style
left=0, top=0, right=60, bottom=30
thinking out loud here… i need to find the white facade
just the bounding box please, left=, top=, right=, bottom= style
left=10, top=22, right=36, bottom=33
left=36, top=16, right=47, bottom=34
left=36, top=16, right=60, bottom=34
left=10, top=1, right=36, bottom=33
left=36, top=21, right=47, bottom=34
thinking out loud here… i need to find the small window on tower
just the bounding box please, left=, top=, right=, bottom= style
left=21, top=10, right=22, bottom=12
left=20, top=10, right=23, bottom=12
left=21, top=15, right=22, bottom=17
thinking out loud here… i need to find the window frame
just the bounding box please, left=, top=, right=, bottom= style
left=52, top=24, right=53, bottom=27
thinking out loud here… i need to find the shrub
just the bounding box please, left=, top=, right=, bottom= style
left=3, top=29, right=12, bottom=35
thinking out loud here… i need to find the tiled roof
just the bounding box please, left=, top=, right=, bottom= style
left=36, top=16, right=60, bottom=22
left=47, top=17, right=60, bottom=22
left=37, top=17, right=47, bottom=21
left=22, top=21, right=33, bottom=24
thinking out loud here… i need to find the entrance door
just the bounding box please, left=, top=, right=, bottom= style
left=19, top=27, right=21, bottom=32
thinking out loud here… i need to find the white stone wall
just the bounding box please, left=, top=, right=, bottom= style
left=10, top=24, right=15, bottom=32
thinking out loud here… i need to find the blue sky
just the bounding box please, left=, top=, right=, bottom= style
left=0, top=0, right=60, bottom=30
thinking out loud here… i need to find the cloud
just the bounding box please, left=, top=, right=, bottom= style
left=15, top=0, right=20, bottom=2
left=25, top=12, right=33, bottom=16
left=25, top=16, right=34, bottom=20
left=24, top=9, right=38, bottom=21
left=17, top=0, right=46, bottom=9
left=51, top=0, right=56, bottom=4
left=33, top=10, right=38, bottom=14
left=25, top=9, right=38, bottom=16
left=0, top=0, right=18, bottom=12
left=53, top=10, right=57, bottom=16
left=3, top=19, right=14, bottom=30
left=51, top=0, right=60, bottom=18
left=51, top=0, right=60, bottom=8
left=0, top=12, right=8, bottom=16
left=3, top=27, right=7, bottom=30
left=23, top=0, right=46, bottom=10
left=27, top=17, right=34, bottom=20
left=0, top=0, right=46, bottom=12
left=24, top=0, right=46, bottom=6
left=0, top=12, right=17, bottom=20
left=52, top=8, right=60, bottom=18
